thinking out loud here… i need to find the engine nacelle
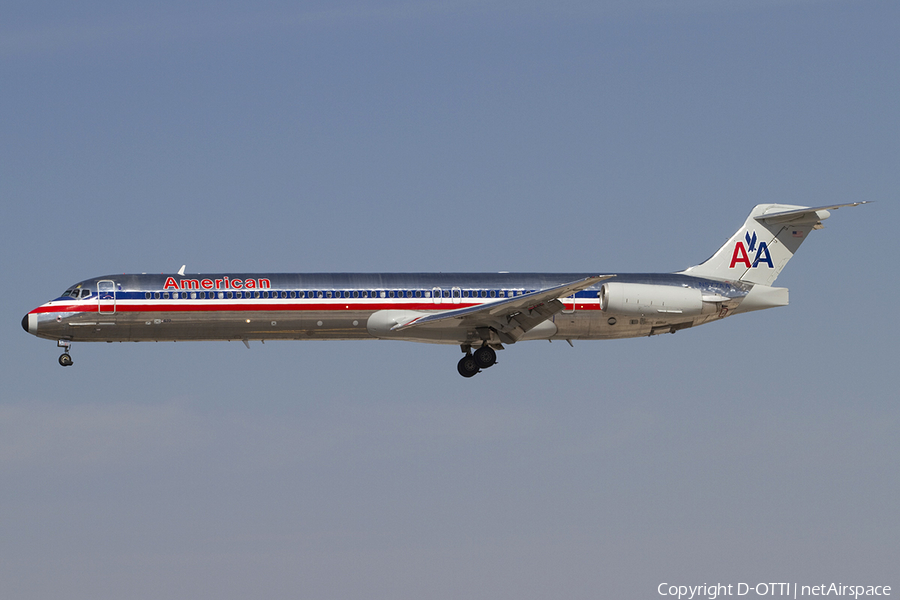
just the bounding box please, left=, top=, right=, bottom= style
left=599, top=282, right=704, bottom=316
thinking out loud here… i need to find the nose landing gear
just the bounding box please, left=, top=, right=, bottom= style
left=57, top=340, right=73, bottom=367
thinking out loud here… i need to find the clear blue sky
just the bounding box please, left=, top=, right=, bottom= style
left=2, top=2, right=898, bottom=598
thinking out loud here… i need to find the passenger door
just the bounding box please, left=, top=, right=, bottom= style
left=98, top=280, right=116, bottom=314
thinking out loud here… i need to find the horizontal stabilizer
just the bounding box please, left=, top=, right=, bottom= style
left=755, top=202, right=870, bottom=224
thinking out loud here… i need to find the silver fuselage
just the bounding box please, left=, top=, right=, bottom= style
left=24, top=272, right=752, bottom=345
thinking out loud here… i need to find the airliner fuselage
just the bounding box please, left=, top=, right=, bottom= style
left=22, top=272, right=745, bottom=343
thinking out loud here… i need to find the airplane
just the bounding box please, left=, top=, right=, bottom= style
left=22, top=203, right=866, bottom=377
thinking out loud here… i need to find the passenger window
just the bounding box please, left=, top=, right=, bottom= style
left=154, top=292, right=161, bottom=299
left=490, top=290, right=496, bottom=297
left=163, top=292, right=170, bottom=299
left=191, top=292, right=197, bottom=299
left=415, top=290, right=422, bottom=298
left=145, top=292, right=151, bottom=299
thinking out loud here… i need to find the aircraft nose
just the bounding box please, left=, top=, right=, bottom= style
left=22, top=314, right=30, bottom=333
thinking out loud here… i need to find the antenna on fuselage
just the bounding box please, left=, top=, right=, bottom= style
left=177, top=265, right=186, bottom=276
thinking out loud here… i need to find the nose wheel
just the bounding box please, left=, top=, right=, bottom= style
left=57, top=340, right=73, bottom=367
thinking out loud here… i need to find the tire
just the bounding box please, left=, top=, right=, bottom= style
left=457, top=355, right=479, bottom=378
left=59, top=353, right=73, bottom=367
left=473, top=346, right=496, bottom=369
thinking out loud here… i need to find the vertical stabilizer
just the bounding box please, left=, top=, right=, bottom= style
left=681, top=203, right=866, bottom=285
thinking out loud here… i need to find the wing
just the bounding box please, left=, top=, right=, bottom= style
left=392, top=275, right=614, bottom=344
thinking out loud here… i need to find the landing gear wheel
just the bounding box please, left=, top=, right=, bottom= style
left=473, top=346, right=497, bottom=369
left=457, top=355, right=479, bottom=378
left=59, top=353, right=73, bottom=367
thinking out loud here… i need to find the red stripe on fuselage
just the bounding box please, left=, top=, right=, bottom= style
left=30, top=300, right=602, bottom=314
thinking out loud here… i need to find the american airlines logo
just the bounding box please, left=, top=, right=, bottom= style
left=730, top=231, right=773, bottom=269
left=163, top=277, right=272, bottom=290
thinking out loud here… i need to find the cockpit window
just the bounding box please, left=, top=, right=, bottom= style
left=80, top=289, right=91, bottom=298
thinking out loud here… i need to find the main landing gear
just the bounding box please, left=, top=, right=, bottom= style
left=457, top=344, right=498, bottom=378
left=57, top=340, right=73, bottom=367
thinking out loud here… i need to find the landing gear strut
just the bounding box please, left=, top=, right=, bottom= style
left=57, top=340, right=73, bottom=367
